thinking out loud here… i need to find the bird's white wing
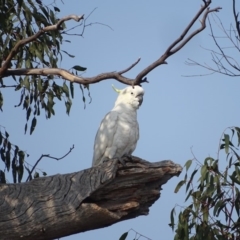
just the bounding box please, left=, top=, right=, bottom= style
left=92, top=110, right=118, bottom=166
left=128, top=121, right=139, bottom=155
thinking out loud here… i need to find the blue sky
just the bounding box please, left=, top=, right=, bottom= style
left=1, top=0, right=240, bottom=239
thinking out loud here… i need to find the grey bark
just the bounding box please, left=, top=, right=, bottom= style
left=0, top=156, right=182, bottom=240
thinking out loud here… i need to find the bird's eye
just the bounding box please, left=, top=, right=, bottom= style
left=131, top=92, right=133, bottom=95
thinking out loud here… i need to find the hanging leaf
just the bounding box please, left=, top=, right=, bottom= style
left=54, top=6, right=60, bottom=12
left=30, top=117, right=37, bottom=135
left=70, top=82, right=74, bottom=98
left=12, top=164, right=17, bottom=183
left=170, top=208, right=175, bottom=230
left=0, top=91, right=3, bottom=111
left=224, top=134, right=230, bottom=154
left=184, top=159, right=192, bottom=171
left=0, top=170, right=6, bottom=184
left=174, top=180, right=186, bottom=193
left=65, top=99, right=72, bottom=115
left=23, top=76, right=30, bottom=91
left=5, top=131, right=9, bottom=139
left=62, top=50, right=75, bottom=58
left=26, top=107, right=31, bottom=121
left=62, top=82, right=69, bottom=98
left=15, top=84, right=22, bottom=91
left=24, top=123, right=28, bottom=134
left=0, top=148, right=5, bottom=163
left=18, top=151, right=25, bottom=165
left=119, top=232, right=128, bottom=240
left=72, top=65, right=87, bottom=71
left=0, top=132, right=2, bottom=145
left=6, top=150, right=11, bottom=171
left=18, top=164, right=24, bottom=183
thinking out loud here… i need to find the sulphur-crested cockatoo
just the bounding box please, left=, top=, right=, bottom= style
left=92, top=85, right=144, bottom=166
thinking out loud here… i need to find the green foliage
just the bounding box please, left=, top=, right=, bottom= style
left=119, top=232, right=128, bottom=240
left=0, top=126, right=27, bottom=183
left=0, top=0, right=89, bottom=135
left=170, top=127, right=240, bottom=239
left=0, top=0, right=92, bottom=183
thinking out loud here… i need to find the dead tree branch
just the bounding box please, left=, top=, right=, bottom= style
left=0, top=157, right=182, bottom=240
left=1, top=1, right=221, bottom=86
left=135, top=1, right=221, bottom=84
left=185, top=0, right=240, bottom=77
left=25, top=145, right=75, bottom=182
left=5, top=66, right=135, bottom=85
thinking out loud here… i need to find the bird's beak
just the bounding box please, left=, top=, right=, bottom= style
left=137, top=94, right=143, bottom=106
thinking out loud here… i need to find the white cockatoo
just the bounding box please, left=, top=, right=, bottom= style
left=92, top=85, right=144, bottom=166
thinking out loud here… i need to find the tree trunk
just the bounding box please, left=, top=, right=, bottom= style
left=0, top=156, right=182, bottom=240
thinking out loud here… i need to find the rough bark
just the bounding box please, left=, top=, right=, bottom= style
left=0, top=156, right=182, bottom=240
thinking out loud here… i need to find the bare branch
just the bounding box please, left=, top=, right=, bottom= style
left=0, top=84, right=17, bottom=88
left=233, top=0, right=240, bottom=39
left=185, top=58, right=240, bottom=77
left=209, top=16, right=240, bottom=72
left=62, top=8, right=113, bottom=37
left=5, top=60, right=140, bottom=85
left=0, top=14, right=84, bottom=78
left=26, top=145, right=74, bottom=182
left=134, top=1, right=221, bottom=84
left=118, top=58, right=141, bottom=74
left=185, top=3, right=240, bottom=78
left=1, top=1, right=222, bottom=87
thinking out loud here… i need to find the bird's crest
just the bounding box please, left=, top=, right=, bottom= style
left=112, top=84, right=121, bottom=94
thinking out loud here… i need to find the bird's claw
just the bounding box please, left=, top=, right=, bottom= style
left=123, top=154, right=133, bottom=161
left=102, top=157, right=126, bottom=166
left=118, top=157, right=126, bottom=166
left=112, top=157, right=125, bottom=166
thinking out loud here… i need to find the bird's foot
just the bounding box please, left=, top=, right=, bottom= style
left=113, top=157, right=126, bottom=166
left=102, top=157, right=126, bottom=166
left=122, top=154, right=133, bottom=161
left=102, top=157, right=110, bottom=164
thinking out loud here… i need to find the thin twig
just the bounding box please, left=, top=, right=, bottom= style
left=0, top=84, right=17, bottom=88
left=118, top=58, right=141, bottom=74
left=209, top=15, right=240, bottom=72
left=185, top=1, right=240, bottom=77
left=26, top=145, right=74, bottom=182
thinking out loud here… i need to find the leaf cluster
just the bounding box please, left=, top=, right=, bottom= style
left=0, top=127, right=26, bottom=183
left=0, top=0, right=89, bottom=134
left=170, top=127, right=240, bottom=240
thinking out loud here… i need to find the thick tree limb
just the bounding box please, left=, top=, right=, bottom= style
left=5, top=64, right=136, bottom=85
left=0, top=156, right=182, bottom=240
left=1, top=1, right=221, bottom=86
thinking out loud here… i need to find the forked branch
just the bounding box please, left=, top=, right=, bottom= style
left=185, top=0, right=240, bottom=77
left=1, top=1, right=221, bottom=86
left=135, top=1, right=221, bottom=83
left=26, top=145, right=74, bottom=182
